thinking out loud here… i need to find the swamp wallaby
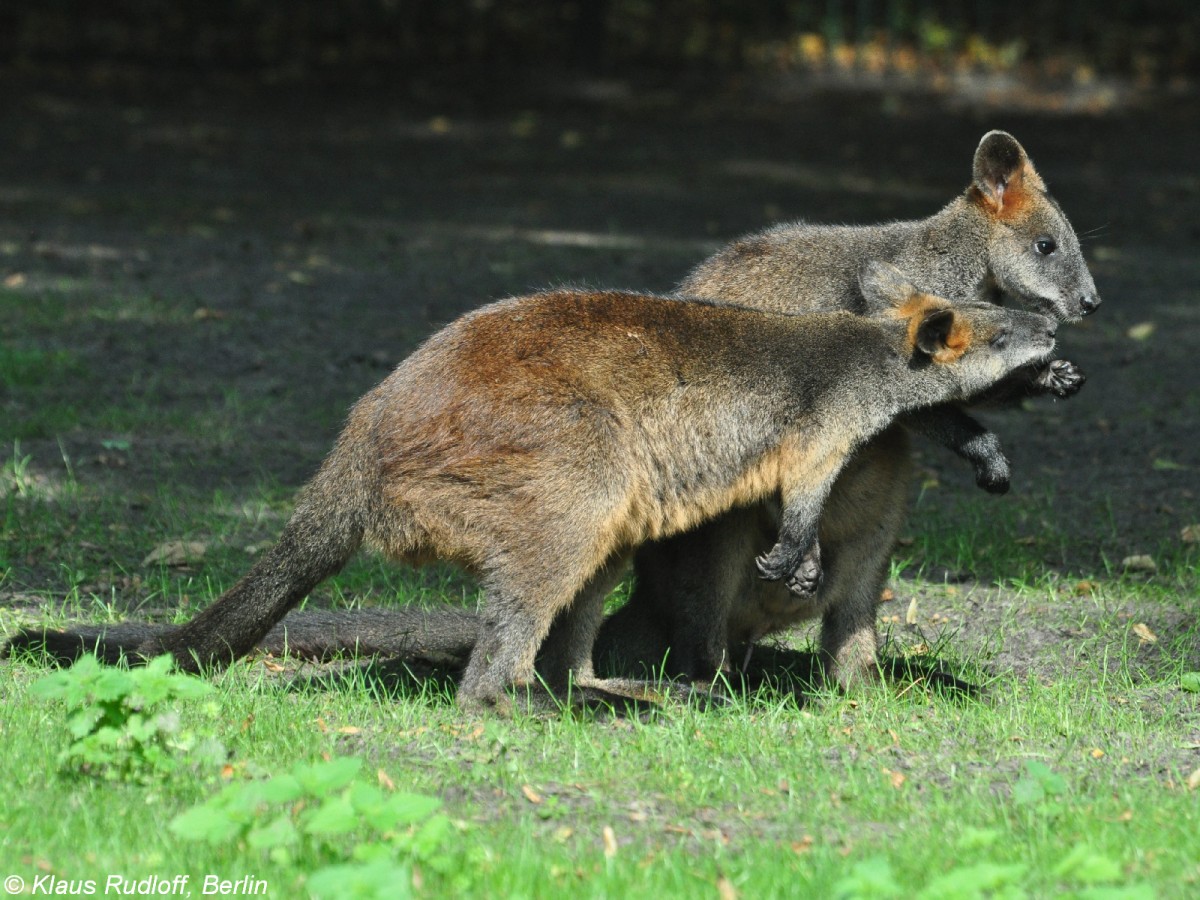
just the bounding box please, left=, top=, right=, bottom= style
left=609, top=129, right=1099, bottom=687
left=7, top=267, right=1058, bottom=711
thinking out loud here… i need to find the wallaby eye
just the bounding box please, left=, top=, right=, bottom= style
left=1034, top=237, right=1057, bottom=256
left=990, top=329, right=1010, bottom=350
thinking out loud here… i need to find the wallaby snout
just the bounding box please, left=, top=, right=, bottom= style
left=1079, top=292, right=1101, bottom=315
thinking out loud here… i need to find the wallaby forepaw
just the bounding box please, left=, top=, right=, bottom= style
left=1038, top=359, right=1086, bottom=398
left=784, top=555, right=824, bottom=596
left=758, top=540, right=823, bottom=594
left=756, top=543, right=802, bottom=582
left=974, top=456, right=1011, bottom=494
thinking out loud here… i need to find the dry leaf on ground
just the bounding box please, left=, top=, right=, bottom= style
left=142, top=540, right=206, bottom=567
left=1132, top=623, right=1158, bottom=645
left=1127, top=321, right=1155, bottom=340
left=905, top=598, right=919, bottom=625
left=1121, top=554, right=1157, bottom=573
left=602, top=825, right=618, bottom=858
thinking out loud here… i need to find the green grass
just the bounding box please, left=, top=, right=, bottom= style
left=906, top=484, right=1198, bottom=591
left=3, top=282, right=1198, bottom=898
left=3, top=463, right=1198, bottom=897
left=2, top=652, right=1196, bottom=897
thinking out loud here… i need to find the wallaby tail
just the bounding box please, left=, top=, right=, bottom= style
left=3, top=623, right=161, bottom=666
left=4, top=607, right=480, bottom=669
left=2, top=503, right=363, bottom=671
left=135, top=437, right=378, bottom=672
left=141, top=497, right=364, bottom=672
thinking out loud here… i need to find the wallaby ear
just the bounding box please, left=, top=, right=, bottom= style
left=914, top=308, right=958, bottom=358
left=971, top=131, right=1046, bottom=217
left=859, top=260, right=919, bottom=309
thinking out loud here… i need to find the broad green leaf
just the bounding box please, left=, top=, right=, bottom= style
left=304, top=795, right=359, bottom=836
left=1053, top=845, right=1122, bottom=884
left=170, top=804, right=244, bottom=844
left=834, top=856, right=902, bottom=899
left=347, top=781, right=386, bottom=815
left=294, top=757, right=363, bottom=797
left=247, top=813, right=300, bottom=850
left=406, top=813, right=453, bottom=857
left=1075, top=887, right=1156, bottom=900
left=369, top=793, right=442, bottom=832
left=308, top=861, right=412, bottom=900
left=261, top=774, right=305, bottom=804
left=917, top=862, right=1027, bottom=900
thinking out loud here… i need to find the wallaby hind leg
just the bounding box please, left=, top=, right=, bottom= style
left=459, top=565, right=597, bottom=714
left=537, top=555, right=630, bottom=693
left=592, top=592, right=672, bottom=680
left=619, top=505, right=774, bottom=682
left=540, top=555, right=709, bottom=710
left=814, top=427, right=912, bottom=689
left=536, top=555, right=683, bottom=711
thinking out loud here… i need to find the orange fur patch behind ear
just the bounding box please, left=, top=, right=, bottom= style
left=892, top=293, right=937, bottom=323
left=931, top=317, right=972, bottom=364
left=973, top=162, right=1047, bottom=222
left=900, top=296, right=974, bottom=363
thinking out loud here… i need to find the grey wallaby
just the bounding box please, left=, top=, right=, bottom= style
left=6, top=131, right=1098, bottom=696
left=5, top=268, right=1058, bottom=712
left=606, top=129, right=1099, bottom=688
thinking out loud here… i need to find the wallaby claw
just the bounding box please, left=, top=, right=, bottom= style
left=784, top=556, right=824, bottom=596
left=755, top=542, right=801, bottom=582
left=756, top=541, right=823, bottom=596
left=1039, top=359, right=1086, bottom=398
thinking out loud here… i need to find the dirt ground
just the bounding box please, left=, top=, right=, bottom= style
left=1, top=66, right=1197, bottom=684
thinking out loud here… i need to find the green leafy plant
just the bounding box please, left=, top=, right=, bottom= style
left=170, top=757, right=456, bottom=898
left=31, top=653, right=221, bottom=782
left=1012, top=760, right=1069, bottom=817
left=835, top=856, right=902, bottom=899
left=916, top=862, right=1027, bottom=900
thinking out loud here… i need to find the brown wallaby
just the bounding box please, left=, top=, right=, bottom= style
left=5, top=267, right=1058, bottom=712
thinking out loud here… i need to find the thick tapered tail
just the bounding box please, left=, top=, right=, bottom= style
left=8, top=513, right=364, bottom=673
left=3, top=607, right=480, bottom=669
left=2, top=624, right=157, bottom=666
left=140, top=497, right=365, bottom=672
left=137, top=430, right=381, bottom=672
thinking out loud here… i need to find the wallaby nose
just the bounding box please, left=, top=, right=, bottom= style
left=1046, top=323, right=1058, bottom=339
left=1080, top=293, right=1101, bottom=315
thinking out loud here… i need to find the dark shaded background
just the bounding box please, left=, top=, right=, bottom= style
left=1, top=2, right=1197, bottom=598
left=3, top=1, right=1199, bottom=82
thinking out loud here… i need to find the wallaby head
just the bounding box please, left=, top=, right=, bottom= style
left=969, top=130, right=1100, bottom=323
left=860, top=260, right=1058, bottom=395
